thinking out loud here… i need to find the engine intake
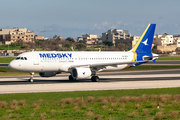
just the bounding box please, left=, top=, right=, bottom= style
left=71, top=67, right=92, bottom=79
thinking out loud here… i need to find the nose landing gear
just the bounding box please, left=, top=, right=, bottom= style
left=28, top=72, right=34, bottom=82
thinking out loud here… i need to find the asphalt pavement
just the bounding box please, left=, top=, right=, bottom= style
left=0, top=69, right=180, bottom=93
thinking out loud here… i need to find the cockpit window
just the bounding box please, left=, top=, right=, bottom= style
left=15, top=57, right=20, bottom=60
left=15, top=57, right=27, bottom=60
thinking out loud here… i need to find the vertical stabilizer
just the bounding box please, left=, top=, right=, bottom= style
left=132, top=24, right=156, bottom=54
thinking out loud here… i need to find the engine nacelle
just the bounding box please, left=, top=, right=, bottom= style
left=39, top=72, right=57, bottom=77
left=71, top=67, right=92, bottom=79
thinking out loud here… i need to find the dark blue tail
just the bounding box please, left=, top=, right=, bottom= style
left=132, top=24, right=156, bottom=54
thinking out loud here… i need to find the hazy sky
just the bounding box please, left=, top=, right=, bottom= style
left=0, top=0, right=180, bottom=38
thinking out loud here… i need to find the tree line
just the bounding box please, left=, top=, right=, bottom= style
left=4, top=37, right=130, bottom=51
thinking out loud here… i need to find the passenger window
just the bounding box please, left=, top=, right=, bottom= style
left=21, top=57, right=24, bottom=60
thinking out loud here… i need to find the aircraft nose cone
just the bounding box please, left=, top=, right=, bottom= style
left=8, top=61, right=17, bottom=70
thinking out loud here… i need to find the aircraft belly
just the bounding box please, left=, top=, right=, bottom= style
left=40, top=63, right=60, bottom=72
left=23, top=62, right=60, bottom=72
left=99, top=64, right=128, bottom=71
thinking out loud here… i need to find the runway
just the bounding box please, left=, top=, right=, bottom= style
left=0, top=69, right=180, bottom=94
left=0, top=63, right=8, bottom=67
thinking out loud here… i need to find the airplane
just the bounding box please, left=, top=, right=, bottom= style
left=9, top=23, right=158, bottom=82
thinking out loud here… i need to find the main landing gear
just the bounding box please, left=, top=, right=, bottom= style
left=91, top=76, right=99, bottom=82
left=91, top=71, right=99, bottom=82
left=69, top=75, right=76, bottom=81
left=28, top=72, right=34, bottom=82
left=68, top=75, right=99, bottom=82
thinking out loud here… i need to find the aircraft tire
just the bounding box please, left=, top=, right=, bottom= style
left=91, top=76, right=95, bottom=82
left=28, top=79, right=33, bottom=82
left=69, top=75, right=76, bottom=81
left=91, top=76, right=99, bottom=82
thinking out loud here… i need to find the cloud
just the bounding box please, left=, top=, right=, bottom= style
left=175, top=24, right=179, bottom=28
left=117, top=21, right=123, bottom=25
left=93, top=23, right=101, bottom=29
left=141, top=25, right=145, bottom=28
left=110, top=24, right=117, bottom=29
left=158, top=17, right=164, bottom=20
left=137, top=28, right=141, bottom=31
left=98, top=21, right=111, bottom=29
left=124, top=23, right=129, bottom=26
left=101, top=21, right=109, bottom=26
left=93, top=21, right=130, bottom=30
left=43, top=24, right=61, bottom=31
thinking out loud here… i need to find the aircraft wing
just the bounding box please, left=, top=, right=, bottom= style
left=70, top=60, right=148, bottom=69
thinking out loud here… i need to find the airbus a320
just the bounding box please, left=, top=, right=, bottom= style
left=9, top=24, right=158, bottom=82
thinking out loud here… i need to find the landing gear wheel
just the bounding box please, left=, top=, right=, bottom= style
left=69, top=75, right=76, bottom=81
left=91, top=76, right=99, bottom=82
left=28, top=79, right=33, bottom=82
left=91, top=76, right=95, bottom=81
left=28, top=72, right=34, bottom=83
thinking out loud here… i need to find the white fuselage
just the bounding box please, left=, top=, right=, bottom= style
left=8, top=24, right=157, bottom=82
left=9, top=51, right=134, bottom=73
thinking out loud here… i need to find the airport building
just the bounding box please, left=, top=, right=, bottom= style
left=102, top=29, right=131, bottom=44
left=78, top=34, right=102, bottom=45
left=0, top=28, right=34, bottom=44
left=177, top=39, right=180, bottom=47
left=34, top=35, right=44, bottom=40
left=82, top=34, right=98, bottom=40
left=153, top=34, right=173, bottom=46
left=152, top=34, right=179, bottom=53
left=132, top=36, right=141, bottom=48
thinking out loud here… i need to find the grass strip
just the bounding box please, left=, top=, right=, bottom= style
left=0, top=45, right=21, bottom=50
left=123, top=65, right=180, bottom=71
left=0, top=88, right=180, bottom=119
left=0, top=67, right=37, bottom=76
left=157, top=56, right=180, bottom=60
left=0, top=57, right=15, bottom=63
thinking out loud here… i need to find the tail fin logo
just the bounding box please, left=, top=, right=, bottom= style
left=131, top=24, right=156, bottom=54
left=142, top=38, right=148, bottom=46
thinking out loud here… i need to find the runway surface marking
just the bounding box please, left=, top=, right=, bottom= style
left=0, top=69, right=180, bottom=94
left=1, top=74, right=180, bottom=82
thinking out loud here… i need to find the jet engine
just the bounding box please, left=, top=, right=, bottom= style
left=39, top=72, right=57, bottom=77
left=71, top=67, right=92, bottom=79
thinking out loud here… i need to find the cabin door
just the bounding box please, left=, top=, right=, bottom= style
left=33, top=53, right=39, bottom=65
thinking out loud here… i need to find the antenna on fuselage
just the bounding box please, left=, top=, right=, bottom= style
left=99, top=48, right=101, bottom=52
left=32, top=49, right=34, bottom=52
